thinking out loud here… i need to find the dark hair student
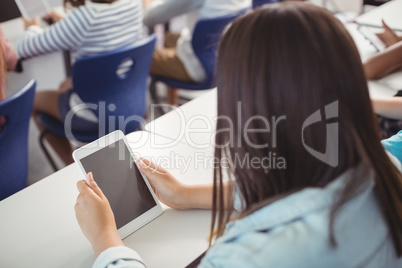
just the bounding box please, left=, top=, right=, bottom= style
left=74, top=2, right=402, bottom=267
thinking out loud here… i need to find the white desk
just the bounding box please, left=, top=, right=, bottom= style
left=0, top=131, right=214, bottom=268
left=356, top=0, right=402, bottom=31
left=145, top=89, right=217, bottom=149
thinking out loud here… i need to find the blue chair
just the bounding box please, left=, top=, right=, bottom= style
left=0, top=80, right=36, bottom=200
left=253, top=0, right=281, bottom=9
left=38, top=35, right=156, bottom=171
left=150, top=9, right=248, bottom=111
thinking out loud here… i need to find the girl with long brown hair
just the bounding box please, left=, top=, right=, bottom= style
left=74, top=2, right=402, bottom=267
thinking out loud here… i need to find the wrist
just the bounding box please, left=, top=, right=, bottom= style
left=91, top=227, right=124, bottom=257
left=173, top=183, right=193, bottom=209
left=180, top=184, right=213, bottom=210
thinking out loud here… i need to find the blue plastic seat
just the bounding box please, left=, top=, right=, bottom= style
left=0, top=80, right=36, bottom=200
left=37, top=35, right=156, bottom=170
left=150, top=9, right=248, bottom=109
left=253, top=0, right=281, bottom=9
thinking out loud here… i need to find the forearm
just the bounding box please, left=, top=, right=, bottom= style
left=181, top=181, right=234, bottom=210
left=364, top=41, right=402, bottom=80
left=17, top=14, right=83, bottom=59
left=92, top=228, right=124, bottom=258
left=372, top=97, right=402, bottom=120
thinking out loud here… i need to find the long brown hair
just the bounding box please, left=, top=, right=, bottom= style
left=63, top=0, right=116, bottom=8
left=212, top=2, right=402, bottom=256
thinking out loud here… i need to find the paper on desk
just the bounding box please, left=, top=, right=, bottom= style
left=368, top=81, right=398, bottom=99
left=15, top=0, right=51, bottom=19
left=346, top=23, right=377, bottom=62
left=355, top=0, right=402, bottom=32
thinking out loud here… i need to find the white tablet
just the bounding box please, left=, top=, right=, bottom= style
left=73, top=130, right=162, bottom=239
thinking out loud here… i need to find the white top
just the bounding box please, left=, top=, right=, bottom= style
left=176, top=0, right=251, bottom=82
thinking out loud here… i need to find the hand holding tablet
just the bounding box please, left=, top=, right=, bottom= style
left=75, top=173, right=124, bottom=257
left=73, top=131, right=162, bottom=239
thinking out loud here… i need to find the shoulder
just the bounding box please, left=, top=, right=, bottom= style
left=200, top=179, right=392, bottom=267
left=200, top=225, right=329, bottom=267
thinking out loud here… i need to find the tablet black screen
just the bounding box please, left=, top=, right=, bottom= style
left=81, top=140, right=156, bottom=229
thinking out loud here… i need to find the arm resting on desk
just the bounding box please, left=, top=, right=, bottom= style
left=372, top=97, right=402, bottom=120
left=364, top=41, right=402, bottom=80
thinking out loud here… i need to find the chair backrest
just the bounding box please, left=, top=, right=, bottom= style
left=253, top=0, right=281, bottom=9
left=0, top=80, right=36, bottom=200
left=191, top=9, right=248, bottom=88
left=72, top=35, right=156, bottom=135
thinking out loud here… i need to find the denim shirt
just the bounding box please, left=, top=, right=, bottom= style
left=94, top=147, right=402, bottom=268
left=200, top=163, right=401, bottom=267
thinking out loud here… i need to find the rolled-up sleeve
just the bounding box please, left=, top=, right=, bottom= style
left=93, top=246, right=146, bottom=268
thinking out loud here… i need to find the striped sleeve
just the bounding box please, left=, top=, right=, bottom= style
left=17, top=10, right=87, bottom=59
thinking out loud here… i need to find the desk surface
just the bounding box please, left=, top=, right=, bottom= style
left=145, top=89, right=217, bottom=148
left=0, top=131, right=214, bottom=268
left=356, top=0, right=402, bottom=31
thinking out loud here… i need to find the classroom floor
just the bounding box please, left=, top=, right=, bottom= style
left=10, top=0, right=368, bottom=185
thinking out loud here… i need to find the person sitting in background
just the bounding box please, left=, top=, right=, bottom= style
left=364, top=21, right=402, bottom=138
left=147, top=0, right=251, bottom=104
left=74, top=3, right=402, bottom=267
left=17, top=0, right=143, bottom=165
left=0, top=26, right=18, bottom=72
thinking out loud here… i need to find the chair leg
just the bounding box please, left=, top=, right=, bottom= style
left=39, top=131, right=59, bottom=172
left=167, top=86, right=178, bottom=106
left=149, top=78, right=166, bottom=115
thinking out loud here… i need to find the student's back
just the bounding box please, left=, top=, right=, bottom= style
left=17, top=0, right=143, bottom=60
left=201, top=163, right=401, bottom=267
